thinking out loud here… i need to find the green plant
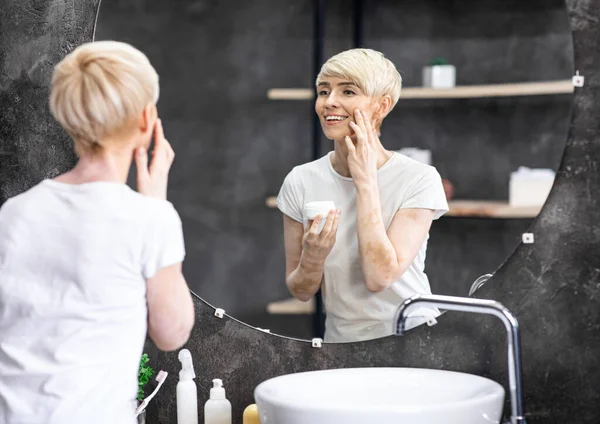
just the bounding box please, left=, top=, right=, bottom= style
left=430, top=57, right=449, bottom=66
left=138, top=353, right=156, bottom=401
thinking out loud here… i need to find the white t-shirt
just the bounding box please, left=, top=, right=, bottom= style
left=277, top=152, right=449, bottom=342
left=0, top=180, right=185, bottom=424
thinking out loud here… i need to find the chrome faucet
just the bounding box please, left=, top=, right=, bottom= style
left=469, top=273, right=494, bottom=296
left=395, top=294, right=526, bottom=424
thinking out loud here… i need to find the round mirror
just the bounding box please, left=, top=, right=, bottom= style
left=95, top=0, right=572, bottom=342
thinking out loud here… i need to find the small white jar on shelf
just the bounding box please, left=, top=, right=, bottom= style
left=423, top=58, right=456, bottom=88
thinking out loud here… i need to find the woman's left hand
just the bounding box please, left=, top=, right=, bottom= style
left=346, top=109, right=379, bottom=189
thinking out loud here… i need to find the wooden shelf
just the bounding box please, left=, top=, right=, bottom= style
left=267, top=88, right=315, bottom=100
left=445, top=200, right=541, bottom=218
left=267, top=80, right=574, bottom=101
left=266, top=196, right=541, bottom=218
left=267, top=297, right=315, bottom=315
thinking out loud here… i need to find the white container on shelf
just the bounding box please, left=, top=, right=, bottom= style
left=509, top=167, right=555, bottom=207
left=397, top=147, right=432, bottom=165
left=423, top=65, right=456, bottom=88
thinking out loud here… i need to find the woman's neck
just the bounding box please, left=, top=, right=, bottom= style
left=330, top=137, right=393, bottom=178
left=54, top=148, right=134, bottom=185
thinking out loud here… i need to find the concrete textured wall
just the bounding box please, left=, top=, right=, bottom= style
left=0, top=0, right=100, bottom=202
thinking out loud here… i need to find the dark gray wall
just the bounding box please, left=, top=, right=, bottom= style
left=361, top=0, right=572, bottom=200
left=94, top=0, right=573, bottom=338
left=95, top=1, right=312, bottom=329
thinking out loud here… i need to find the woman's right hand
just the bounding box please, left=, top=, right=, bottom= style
left=136, top=119, right=175, bottom=200
left=301, top=209, right=341, bottom=267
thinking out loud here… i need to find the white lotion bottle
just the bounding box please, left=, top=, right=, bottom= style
left=204, top=379, right=232, bottom=424
left=177, top=349, right=198, bottom=424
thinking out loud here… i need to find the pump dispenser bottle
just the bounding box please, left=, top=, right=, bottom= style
left=204, top=379, right=232, bottom=424
left=177, top=349, right=198, bottom=424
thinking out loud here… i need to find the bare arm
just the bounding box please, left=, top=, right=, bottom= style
left=283, top=211, right=340, bottom=301
left=146, top=262, right=195, bottom=351
left=346, top=108, right=435, bottom=292
left=135, top=119, right=194, bottom=350
left=356, top=185, right=434, bottom=292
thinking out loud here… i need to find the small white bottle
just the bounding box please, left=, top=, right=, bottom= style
left=204, top=379, right=232, bottom=424
left=177, top=349, right=198, bottom=424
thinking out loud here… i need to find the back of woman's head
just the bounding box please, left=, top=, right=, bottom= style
left=49, top=41, right=159, bottom=155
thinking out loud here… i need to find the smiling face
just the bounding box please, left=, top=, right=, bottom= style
left=315, top=76, right=385, bottom=141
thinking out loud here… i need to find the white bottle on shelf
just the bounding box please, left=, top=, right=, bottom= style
left=204, top=379, right=232, bottom=424
left=177, top=349, right=198, bottom=424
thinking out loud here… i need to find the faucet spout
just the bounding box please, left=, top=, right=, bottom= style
left=395, top=294, right=526, bottom=424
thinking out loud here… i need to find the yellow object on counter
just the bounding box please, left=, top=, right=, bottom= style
left=243, top=404, right=261, bottom=424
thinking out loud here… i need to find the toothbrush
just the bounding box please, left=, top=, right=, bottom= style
left=135, top=370, right=168, bottom=416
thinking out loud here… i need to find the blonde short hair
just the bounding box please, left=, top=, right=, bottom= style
left=49, top=41, right=159, bottom=154
left=316, top=48, right=402, bottom=109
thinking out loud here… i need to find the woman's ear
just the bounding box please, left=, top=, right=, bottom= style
left=377, top=95, right=393, bottom=119
left=372, top=95, right=392, bottom=134
left=140, top=103, right=157, bottom=135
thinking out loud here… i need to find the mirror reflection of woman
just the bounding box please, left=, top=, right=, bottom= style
left=277, top=49, right=449, bottom=343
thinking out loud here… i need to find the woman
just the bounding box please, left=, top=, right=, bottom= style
left=277, top=48, right=448, bottom=343
left=0, top=41, right=194, bottom=423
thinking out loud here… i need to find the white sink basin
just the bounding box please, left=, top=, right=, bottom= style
left=255, top=367, right=505, bottom=424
